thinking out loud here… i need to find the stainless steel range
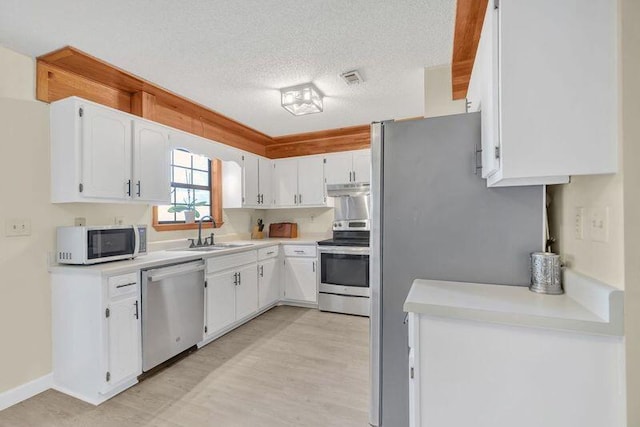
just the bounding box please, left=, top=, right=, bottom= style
left=318, top=183, right=371, bottom=317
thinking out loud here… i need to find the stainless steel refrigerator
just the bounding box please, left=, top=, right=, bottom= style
left=369, top=113, right=545, bottom=426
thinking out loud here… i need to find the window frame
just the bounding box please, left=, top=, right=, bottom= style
left=152, top=154, right=224, bottom=232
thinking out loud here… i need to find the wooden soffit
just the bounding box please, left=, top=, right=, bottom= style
left=451, top=0, right=488, bottom=100
left=267, top=125, right=371, bottom=159
left=36, top=46, right=371, bottom=158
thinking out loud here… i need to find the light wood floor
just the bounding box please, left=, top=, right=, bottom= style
left=0, top=306, right=370, bottom=427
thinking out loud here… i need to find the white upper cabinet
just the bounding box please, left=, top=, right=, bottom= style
left=51, top=97, right=171, bottom=203
left=242, top=154, right=272, bottom=208
left=80, top=103, right=132, bottom=200
left=352, top=150, right=372, bottom=184
left=273, top=158, right=299, bottom=207
left=132, top=121, right=170, bottom=203
left=273, top=156, right=327, bottom=207
left=297, top=156, right=325, bottom=206
left=324, top=152, right=353, bottom=185
left=243, top=154, right=260, bottom=207
left=258, top=157, right=272, bottom=206
left=472, top=0, right=618, bottom=187
left=324, top=149, right=371, bottom=185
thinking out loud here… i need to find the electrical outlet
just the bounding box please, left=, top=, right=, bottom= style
left=5, top=218, right=31, bottom=237
left=590, top=207, right=609, bottom=243
left=74, top=217, right=86, bottom=226
left=114, top=216, right=124, bottom=225
left=574, top=207, right=585, bottom=240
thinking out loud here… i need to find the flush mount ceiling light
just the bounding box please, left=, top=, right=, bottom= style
left=280, top=83, right=323, bottom=116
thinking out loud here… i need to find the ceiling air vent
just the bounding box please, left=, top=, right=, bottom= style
left=340, top=70, right=364, bottom=86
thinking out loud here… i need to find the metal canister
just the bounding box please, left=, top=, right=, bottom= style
left=530, top=252, right=563, bottom=295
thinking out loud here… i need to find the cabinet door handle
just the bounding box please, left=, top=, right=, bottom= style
left=352, top=171, right=356, bottom=182
left=116, top=282, right=136, bottom=289
left=136, top=180, right=141, bottom=197
left=299, top=194, right=302, bottom=204
left=233, top=272, right=238, bottom=286
left=260, top=265, right=264, bottom=277
left=349, top=171, right=353, bottom=182
left=312, top=261, right=316, bottom=272
left=126, top=179, right=132, bottom=196
left=238, top=272, right=241, bottom=285
left=294, top=194, right=297, bottom=204
left=257, top=194, right=260, bottom=204
left=134, top=300, right=139, bottom=320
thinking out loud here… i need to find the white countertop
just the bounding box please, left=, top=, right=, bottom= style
left=403, top=269, right=624, bottom=336
left=49, top=237, right=321, bottom=276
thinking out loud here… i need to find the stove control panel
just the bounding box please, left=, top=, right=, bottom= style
left=333, top=220, right=370, bottom=231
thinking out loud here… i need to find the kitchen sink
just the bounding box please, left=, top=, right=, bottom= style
left=168, top=243, right=254, bottom=252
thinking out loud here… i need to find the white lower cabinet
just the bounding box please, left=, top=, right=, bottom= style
left=205, top=269, right=237, bottom=334
left=204, top=251, right=259, bottom=339
left=51, top=271, right=141, bottom=405
left=407, top=313, right=625, bottom=427
left=235, top=263, right=259, bottom=320
left=258, top=245, right=281, bottom=309
left=105, top=295, right=141, bottom=389
left=282, top=245, right=318, bottom=304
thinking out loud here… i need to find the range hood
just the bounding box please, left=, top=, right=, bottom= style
left=327, top=183, right=370, bottom=197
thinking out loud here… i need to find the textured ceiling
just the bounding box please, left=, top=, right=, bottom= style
left=0, top=0, right=455, bottom=136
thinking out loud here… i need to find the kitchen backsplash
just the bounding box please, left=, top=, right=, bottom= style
left=262, top=207, right=334, bottom=236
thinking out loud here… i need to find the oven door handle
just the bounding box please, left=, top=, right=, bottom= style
left=318, top=246, right=370, bottom=255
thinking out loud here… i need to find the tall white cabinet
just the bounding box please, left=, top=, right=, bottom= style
left=468, top=0, right=618, bottom=187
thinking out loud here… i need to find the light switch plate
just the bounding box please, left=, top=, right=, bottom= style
left=5, top=218, right=31, bottom=237
left=590, top=207, right=609, bottom=243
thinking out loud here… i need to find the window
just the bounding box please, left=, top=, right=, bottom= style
left=152, top=149, right=223, bottom=231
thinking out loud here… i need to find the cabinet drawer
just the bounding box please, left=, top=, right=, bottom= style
left=107, top=272, right=139, bottom=298
left=258, top=245, right=279, bottom=261
left=283, top=245, right=317, bottom=257
left=206, top=250, right=258, bottom=274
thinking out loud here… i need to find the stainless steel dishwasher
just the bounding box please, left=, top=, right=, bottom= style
left=141, top=259, right=205, bottom=372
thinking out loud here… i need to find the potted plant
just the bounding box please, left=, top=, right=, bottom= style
left=167, top=196, right=208, bottom=223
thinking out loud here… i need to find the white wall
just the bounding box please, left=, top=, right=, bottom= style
left=621, top=0, right=640, bottom=423
left=424, top=65, right=466, bottom=118
left=548, top=172, right=624, bottom=289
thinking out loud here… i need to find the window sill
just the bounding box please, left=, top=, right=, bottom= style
left=152, top=222, right=224, bottom=232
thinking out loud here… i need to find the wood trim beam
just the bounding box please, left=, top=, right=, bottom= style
left=267, top=125, right=371, bottom=159
left=36, top=45, right=378, bottom=159
left=130, top=91, right=157, bottom=120
left=37, top=46, right=271, bottom=155
left=451, top=0, right=489, bottom=100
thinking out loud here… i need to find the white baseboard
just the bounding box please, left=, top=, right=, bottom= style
left=0, top=373, right=52, bottom=411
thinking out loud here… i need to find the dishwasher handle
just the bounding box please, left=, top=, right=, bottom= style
left=146, top=260, right=205, bottom=282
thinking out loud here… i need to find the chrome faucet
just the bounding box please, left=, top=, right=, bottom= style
left=193, top=215, right=216, bottom=247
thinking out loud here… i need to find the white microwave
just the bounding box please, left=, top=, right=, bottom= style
left=56, top=225, right=147, bottom=265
